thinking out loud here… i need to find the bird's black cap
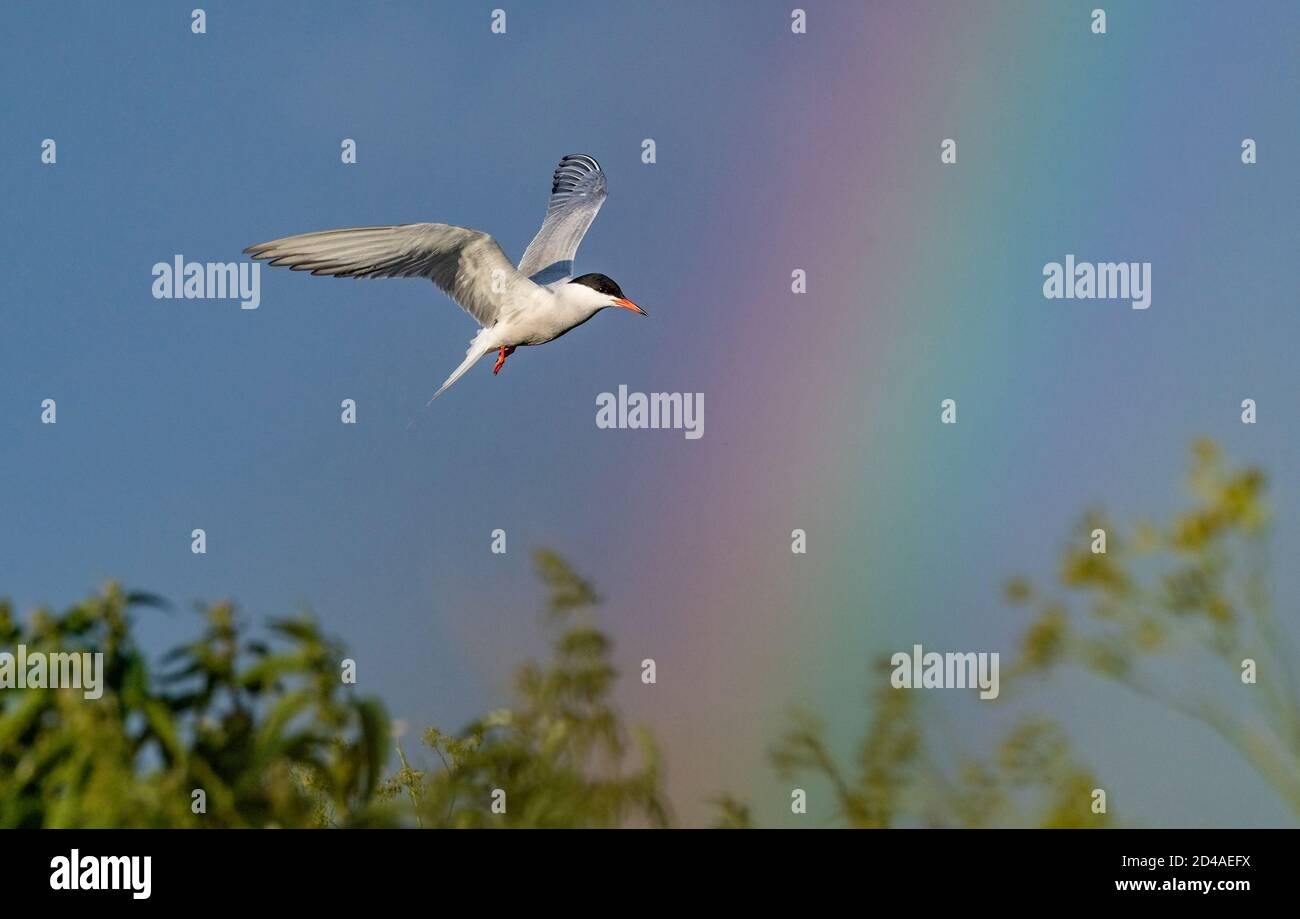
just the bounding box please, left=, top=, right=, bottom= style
left=569, top=273, right=626, bottom=298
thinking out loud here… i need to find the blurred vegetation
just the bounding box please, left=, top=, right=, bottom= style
left=0, top=586, right=388, bottom=828
left=712, top=663, right=1107, bottom=828
left=716, top=439, right=1291, bottom=826
left=1003, top=438, right=1300, bottom=817
left=376, top=549, right=670, bottom=827
left=1, top=441, right=1289, bottom=827
left=0, top=551, right=667, bottom=828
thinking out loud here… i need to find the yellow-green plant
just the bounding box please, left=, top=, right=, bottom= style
left=727, top=661, right=1106, bottom=828
left=1005, top=438, right=1299, bottom=815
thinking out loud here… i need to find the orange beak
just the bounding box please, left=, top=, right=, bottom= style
left=613, top=297, right=646, bottom=316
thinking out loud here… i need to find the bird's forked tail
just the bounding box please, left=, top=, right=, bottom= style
left=432, top=331, right=498, bottom=403
left=405, top=342, right=487, bottom=429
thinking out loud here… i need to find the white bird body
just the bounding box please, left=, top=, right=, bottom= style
left=245, top=154, right=644, bottom=401
left=494, top=282, right=608, bottom=347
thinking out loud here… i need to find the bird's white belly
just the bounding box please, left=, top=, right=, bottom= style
left=513, top=316, right=592, bottom=346
left=499, top=293, right=595, bottom=347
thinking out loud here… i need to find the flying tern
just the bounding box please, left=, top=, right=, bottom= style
left=244, top=153, right=644, bottom=401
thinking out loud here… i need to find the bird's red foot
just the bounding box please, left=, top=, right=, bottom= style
left=493, top=346, right=516, bottom=375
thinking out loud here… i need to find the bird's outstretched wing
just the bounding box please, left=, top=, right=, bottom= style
left=517, top=154, right=608, bottom=284
left=244, top=223, right=533, bottom=328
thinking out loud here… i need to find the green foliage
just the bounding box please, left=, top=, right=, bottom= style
left=1004, top=438, right=1300, bottom=816
left=378, top=549, right=670, bottom=828
left=0, top=584, right=389, bottom=828
left=718, top=440, right=1283, bottom=828
left=2, top=442, right=1286, bottom=828
left=752, top=661, right=1106, bottom=828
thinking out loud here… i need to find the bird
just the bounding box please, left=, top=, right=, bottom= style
left=244, top=153, right=644, bottom=403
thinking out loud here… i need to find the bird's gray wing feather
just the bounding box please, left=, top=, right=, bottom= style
left=517, top=154, right=608, bottom=284
left=244, top=223, right=531, bottom=327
